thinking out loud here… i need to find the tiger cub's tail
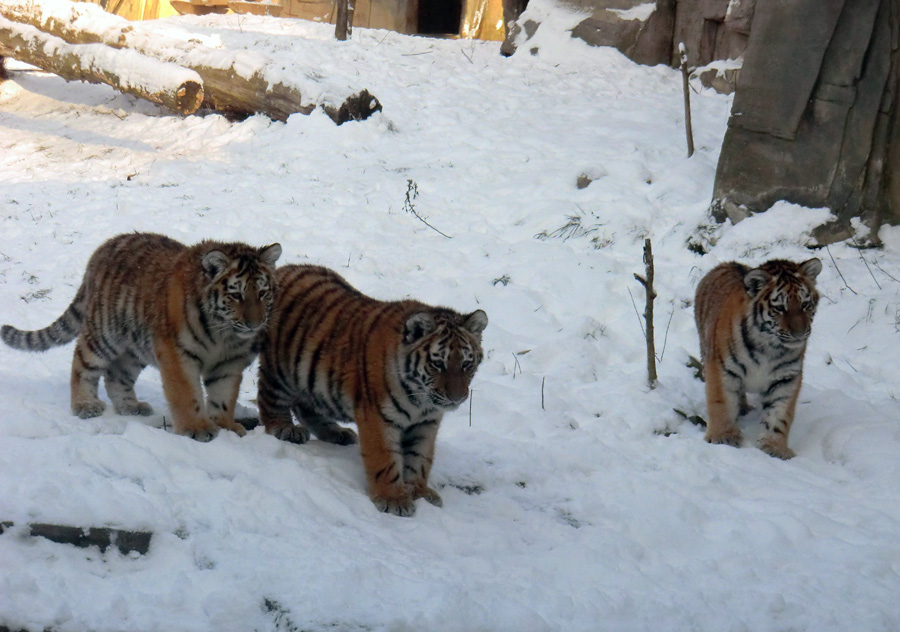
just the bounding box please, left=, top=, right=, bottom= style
left=1, top=284, right=86, bottom=351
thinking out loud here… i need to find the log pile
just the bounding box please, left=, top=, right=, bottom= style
left=0, top=0, right=381, bottom=123
left=0, top=16, right=203, bottom=114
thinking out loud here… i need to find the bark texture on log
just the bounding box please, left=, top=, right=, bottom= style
left=0, top=16, right=203, bottom=114
left=0, top=0, right=381, bottom=123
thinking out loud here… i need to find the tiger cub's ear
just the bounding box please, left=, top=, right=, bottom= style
left=202, top=250, right=231, bottom=279
left=743, top=268, right=771, bottom=297
left=404, top=312, right=436, bottom=343
left=260, top=243, right=282, bottom=266
left=464, top=310, right=488, bottom=336
left=801, top=258, right=823, bottom=280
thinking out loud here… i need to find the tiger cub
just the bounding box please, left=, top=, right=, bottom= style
left=694, top=258, right=822, bottom=459
left=1, top=232, right=281, bottom=441
left=257, top=265, right=488, bottom=517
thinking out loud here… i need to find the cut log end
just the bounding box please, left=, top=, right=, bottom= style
left=174, top=79, right=203, bottom=115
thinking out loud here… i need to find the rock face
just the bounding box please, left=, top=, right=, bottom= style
left=502, top=0, right=755, bottom=71
left=508, top=0, right=900, bottom=241
left=671, top=0, right=755, bottom=68
left=712, top=0, right=900, bottom=242
left=566, top=0, right=676, bottom=66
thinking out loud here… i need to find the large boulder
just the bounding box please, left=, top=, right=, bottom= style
left=711, top=0, right=899, bottom=242
left=501, top=0, right=755, bottom=70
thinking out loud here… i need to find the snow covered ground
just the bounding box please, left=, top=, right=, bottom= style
left=2, top=12, right=900, bottom=632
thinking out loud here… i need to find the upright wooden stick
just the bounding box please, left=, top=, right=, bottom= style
left=680, top=42, right=695, bottom=158
left=335, top=0, right=354, bottom=41
left=634, top=239, right=658, bottom=389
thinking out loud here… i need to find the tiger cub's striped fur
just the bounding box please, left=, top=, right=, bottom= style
left=257, top=265, right=488, bottom=516
left=694, top=258, right=822, bottom=459
left=2, top=232, right=281, bottom=441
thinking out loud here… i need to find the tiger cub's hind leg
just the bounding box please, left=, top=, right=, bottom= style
left=257, top=373, right=310, bottom=443
left=294, top=403, right=358, bottom=446
left=105, top=353, right=153, bottom=417
left=70, top=337, right=108, bottom=419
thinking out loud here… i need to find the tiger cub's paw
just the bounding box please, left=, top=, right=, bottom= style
left=415, top=486, right=443, bottom=508
left=73, top=399, right=106, bottom=419
left=315, top=424, right=358, bottom=446
left=273, top=424, right=311, bottom=444
left=372, top=493, right=416, bottom=517
left=115, top=401, right=154, bottom=417
left=704, top=428, right=742, bottom=448
left=178, top=419, right=219, bottom=442
left=215, top=418, right=248, bottom=437
left=184, top=428, right=217, bottom=442
left=758, top=437, right=795, bottom=460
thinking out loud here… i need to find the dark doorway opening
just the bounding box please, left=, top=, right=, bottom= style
left=418, top=0, right=463, bottom=36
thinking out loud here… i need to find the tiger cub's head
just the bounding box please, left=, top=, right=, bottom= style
left=744, top=258, right=822, bottom=346
left=402, top=308, right=489, bottom=410
left=200, top=242, right=282, bottom=339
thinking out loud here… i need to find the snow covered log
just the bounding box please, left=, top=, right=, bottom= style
left=0, top=521, right=152, bottom=555
left=0, top=0, right=381, bottom=123
left=0, top=16, right=203, bottom=115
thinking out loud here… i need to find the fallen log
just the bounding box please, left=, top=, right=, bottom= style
left=0, top=0, right=381, bottom=123
left=0, top=521, right=153, bottom=555
left=0, top=16, right=203, bottom=114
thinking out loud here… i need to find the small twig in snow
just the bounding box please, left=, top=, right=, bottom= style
left=872, top=259, right=900, bottom=284
left=627, top=286, right=646, bottom=339
left=403, top=179, right=451, bottom=238
left=852, top=239, right=882, bottom=290
left=826, top=244, right=857, bottom=295
left=656, top=306, right=675, bottom=362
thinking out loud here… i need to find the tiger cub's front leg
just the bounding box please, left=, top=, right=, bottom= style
left=155, top=340, right=219, bottom=441
left=203, top=369, right=248, bottom=437
left=757, top=373, right=802, bottom=460
left=356, top=406, right=415, bottom=516
left=402, top=419, right=443, bottom=507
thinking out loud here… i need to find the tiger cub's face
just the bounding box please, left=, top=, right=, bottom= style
left=403, top=309, right=488, bottom=410
left=202, top=243, right=282, bottom=339
left=744, top=258, right=822, bottom=347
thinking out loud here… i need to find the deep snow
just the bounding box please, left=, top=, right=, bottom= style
left=1, top=11, right=900, bottom=632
